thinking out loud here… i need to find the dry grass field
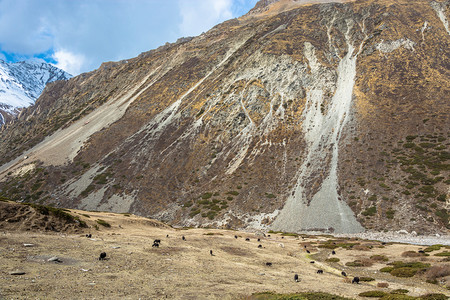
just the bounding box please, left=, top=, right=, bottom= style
left=0, top=203, right=449, bottom=299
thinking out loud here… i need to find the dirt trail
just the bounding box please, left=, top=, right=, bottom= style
left=1, top=208, right=448, bottom=299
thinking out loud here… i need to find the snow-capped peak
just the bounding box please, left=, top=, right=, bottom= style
left=0, top=59, right=72, bottom=124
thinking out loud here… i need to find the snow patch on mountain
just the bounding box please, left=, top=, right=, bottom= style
left=0, top=59, right=72, bottom=124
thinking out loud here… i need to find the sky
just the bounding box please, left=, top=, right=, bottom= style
left=0, top=0, right=258, bottom=75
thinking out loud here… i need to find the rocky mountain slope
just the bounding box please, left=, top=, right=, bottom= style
left=0, top=59, right=71, bottom=125
left=0, top=0, right=448, bottom=234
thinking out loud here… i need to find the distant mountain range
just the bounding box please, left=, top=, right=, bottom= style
left=0, top=60, right=71, bottom=125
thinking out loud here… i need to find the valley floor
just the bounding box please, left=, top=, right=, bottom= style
left=0, top=210, right=449, bottom=299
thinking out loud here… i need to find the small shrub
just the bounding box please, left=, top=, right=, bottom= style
left=389, top=261, right=430, bottom=269
left=198, top=199, right=211, bottom=205
left=281, top=232, right=298, bottom=237
left=391, top=290, right=409, bottom=295
left=386, top=209, right=395, bottom=219
left=227, top=191, right=239, bottom=196
left=359, top=291, right=387, bottom=297
left=326, top=258, right=340, bottom=263
left=359, top=277, right=375, bottom=282
left=419, top=294, right=448, bottom=300
left=201, top=193, right=213, bottom=199
left=96, top=219, right=111, bottom=228
left=80, top=213, right=90, bottom=218
left=424, top=245, right=443, bottom=252
left=362, top=206, right=377, bottom=216
left=371, top=255, right=389, bottom=261
left=380, top=267, right=394, bottom=272
left=93, top=172, right=111, bottom=184
left=377, top=282, right=389, bottom=288
left=402, top=251, right=422, bottom=257
left=425, top=265, right=450, bottom=282
left=183, top=201, right=193, bottom=208
left=390, top=267, right=418, bottom=277
left=319, top=244, right=339, bottom=249
left=189, top=208, right=201, bottom=217
left=206, top=211, right=216, bottom=220
left=80, top=184, right=95, bottom=197
left=381, top=295, right=415, bottom=300
left=249, top=292, right=352, bottom=300
left=434, top=251, right=450, bottom=257
left=346, top=259, right=373, bottom=267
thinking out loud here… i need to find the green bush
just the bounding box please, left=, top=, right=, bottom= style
left=80, top=184, right=95, bottom=197
left=249, top=292, right=352, bottom=300
left=359, top=277, right=375, bottom=282
left=281, top=232, right=298, bottom=237
left=93, top=172, right=112, bottom=184
left=325, top=258, right=340, bottom=263
left=389, top=261, right=430, bottom=269
left=380, top=267, right=394, bottom=273
left=390, top=267, right=418, bottom=278
left=362, top=206, right=377, bottom=216
left=227, top=191, right=239, bottom=196
left=424, top=245, right=442, bottom=252
left=201, top=192, right=212, bottom=199
left=380, top=295, right=415, bottom=300
left=345, top=259, right=372, bottom=267
left=371, top=255, right=388, bottom=261
left=434, top=251, right=450, bottom=256
left=189, top=208, right=201, bottom=217
left=419, top=294, right=449, bottom=300
left=183, top=201, right=193, bottom=207
left=386, top=209, right=395, bottom=219
left=96, top=219, right=111, bottom=227
left=391, top=290, right=409, bottom=295
left=359, top=291, right=387, bottom=297
left=206, top=211, right=216, bottom=220
left=319, top=243, right=338, bottom=249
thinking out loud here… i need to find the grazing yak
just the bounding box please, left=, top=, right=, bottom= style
left=294, top=274, right=299, bottom=282
left=352, top=277, right=360, bottom=284
left=99, top=252, right=107, bottom=260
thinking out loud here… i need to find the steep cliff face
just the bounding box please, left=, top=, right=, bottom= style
left=0, top=0, right=448, bottom=234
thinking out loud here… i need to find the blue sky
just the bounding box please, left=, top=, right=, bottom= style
left=0, top=0, right=258, bottom=75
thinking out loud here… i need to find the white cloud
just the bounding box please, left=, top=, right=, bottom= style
left=52, top=49, right=86, bottom=75
left=0, top=0, right=257, bottom=75
left=178, top=0, right=234, bottom=37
